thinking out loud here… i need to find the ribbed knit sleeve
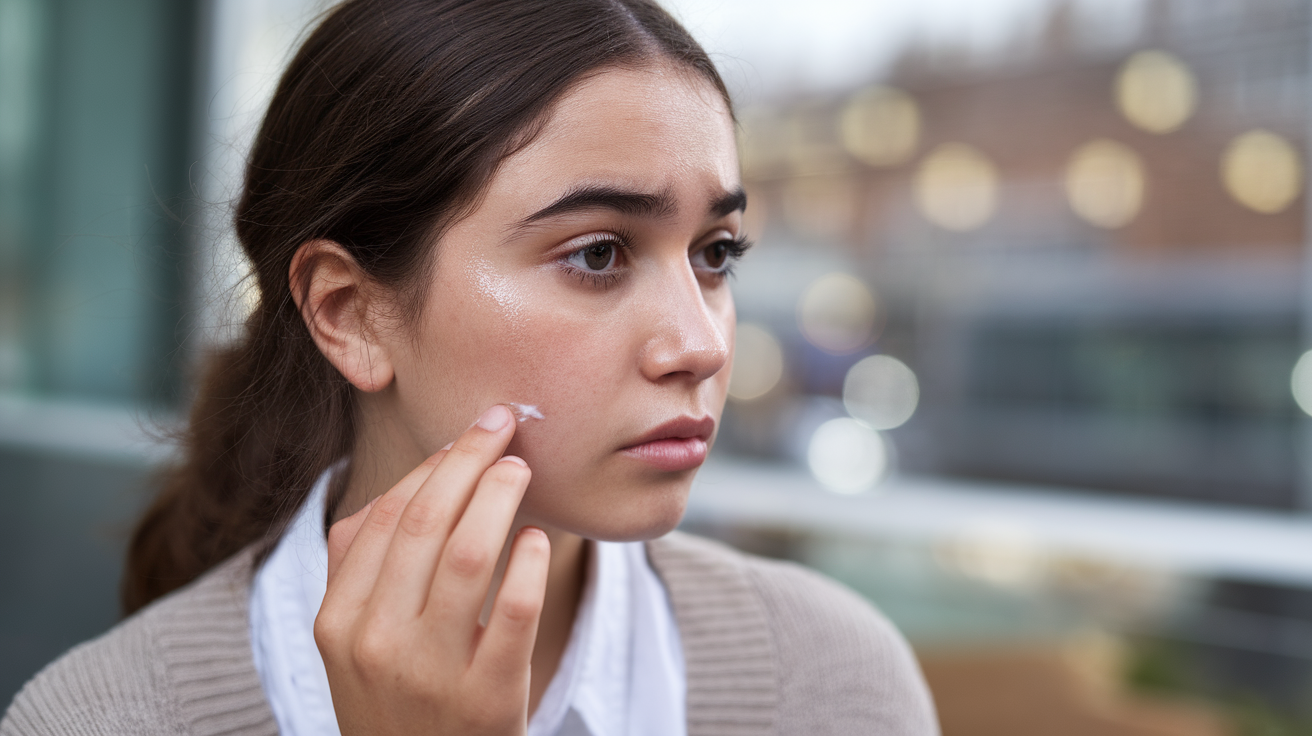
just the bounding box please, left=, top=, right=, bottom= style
left=1, top=551, right=278, bottom=736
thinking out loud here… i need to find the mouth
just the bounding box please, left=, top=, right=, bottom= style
left=619, top=415, right=715, bottom=472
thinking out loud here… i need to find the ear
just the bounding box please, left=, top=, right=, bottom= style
left=289, top=240, right=395, bottom=393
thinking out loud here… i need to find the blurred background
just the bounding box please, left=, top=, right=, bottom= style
left=2, top=0, right=1311, bottom=732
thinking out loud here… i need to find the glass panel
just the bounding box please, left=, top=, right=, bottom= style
left=0, top=0, right=197, bottom=406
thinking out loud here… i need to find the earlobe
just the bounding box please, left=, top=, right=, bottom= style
left=290, top=240, right=396, bottom=393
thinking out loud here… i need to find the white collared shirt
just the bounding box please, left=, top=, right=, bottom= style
left=249, top=468, right=687, bottom=736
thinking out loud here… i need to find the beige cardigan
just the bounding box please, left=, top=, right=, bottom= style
left=2, top=532, right=939, bottom=735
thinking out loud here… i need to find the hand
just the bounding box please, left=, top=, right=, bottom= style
left=314, top=404, right=550, bottom=735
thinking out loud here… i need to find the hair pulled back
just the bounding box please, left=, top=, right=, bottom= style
left=122, top=0, right=730, bottom=614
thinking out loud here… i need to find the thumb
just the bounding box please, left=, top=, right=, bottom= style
left=326, top=497, right=378, bottom=580
left=324, top=446, right=450, bottom=579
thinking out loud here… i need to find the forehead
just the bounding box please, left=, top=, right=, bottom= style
left=489, top=65, right=739, bottom=215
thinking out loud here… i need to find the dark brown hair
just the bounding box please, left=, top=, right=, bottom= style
left=122, top=0, right=731, bottom=614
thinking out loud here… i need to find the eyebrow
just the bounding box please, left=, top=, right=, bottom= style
left=520, top=185, right=677, bottom=224
left=710, top=187, right=748, bottom=218
left=515, top=184, right=748, bottom=228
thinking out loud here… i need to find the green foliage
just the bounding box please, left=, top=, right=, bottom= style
left=1124, top=637, right=1195, bottom=694
left=1124, top=637, right=1312, bottom=736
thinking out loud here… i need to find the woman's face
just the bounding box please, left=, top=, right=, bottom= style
left=380, top=64, right=743, bottom=542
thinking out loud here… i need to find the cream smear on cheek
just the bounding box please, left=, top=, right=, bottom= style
left=508, top=402, right=545, bottom=422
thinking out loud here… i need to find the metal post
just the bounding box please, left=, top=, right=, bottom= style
left=1299, top=0, right=1312, bottom=512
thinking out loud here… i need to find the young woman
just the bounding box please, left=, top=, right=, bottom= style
left=2, top=1, right=938, bottom=734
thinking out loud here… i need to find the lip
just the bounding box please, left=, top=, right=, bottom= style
left=619, top=415, right=715, bottom=472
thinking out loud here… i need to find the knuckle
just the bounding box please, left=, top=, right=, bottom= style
left=497, top=593, right=541, bottom=626
left=351, top=628, right=395, bottom=675
left=396, top=497, right=447, bottom=538
left=443, top=538, right=492, bottom=579
left=446, top=440, right=488, bottom=464
left=364, top=495, right=405, bottom=529
left=312, top=610, right=344, bottom=647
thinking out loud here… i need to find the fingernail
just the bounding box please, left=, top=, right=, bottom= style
left=499, top=455, right=528, bottom=467
left=440, top=441, right=454, bottom=451
left=476, top=404, right=512, bottom=432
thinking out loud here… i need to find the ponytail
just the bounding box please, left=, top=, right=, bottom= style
left=122, top=306, right=352, bottom=613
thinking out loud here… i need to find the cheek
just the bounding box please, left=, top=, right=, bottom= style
left=416, top=268, right=633, bottom=456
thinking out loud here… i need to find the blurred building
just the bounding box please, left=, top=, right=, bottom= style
left=725, top=0, right=1311, bottom=509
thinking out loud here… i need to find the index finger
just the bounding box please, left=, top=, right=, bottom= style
left=368, top=404, right=519, bottom=617
left=325, top=448, right=446, bottom=580
left=323, top=448, right=444, bottom=600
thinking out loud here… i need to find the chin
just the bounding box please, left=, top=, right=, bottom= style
left=521, top=471, right=693, bottom=543
left=593, top=492, right=688, bottom=542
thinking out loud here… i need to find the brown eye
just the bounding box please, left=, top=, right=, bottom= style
left=702, top=241, right=728, bottom=270
left=583, top=243, right=614, bottom=270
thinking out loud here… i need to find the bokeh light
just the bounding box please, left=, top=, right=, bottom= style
left=780, top=175, right=859, bottom=241
left=1115, top=50, right=1197, bottom=134
left=807, top=417, right=888, bottom=494
left=796, top=272, right=880, bottom=354
left=728, top=322, right=785, bottom=402
left=1221, top=129, right=1302, bottom=214
left=1064, top=139, right=1145, bottom=228
left=839, top=85, right=921, bottom=167
left=842, top=355, right=920, bottom=430
left=914, top=143, right=998, bottom=232
left=1292, top=350, right=1312, bottom=417
left=936, top=518, right=1042, bottom=589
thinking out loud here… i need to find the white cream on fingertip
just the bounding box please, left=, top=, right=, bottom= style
left=508, top=402, right=544, bottom=422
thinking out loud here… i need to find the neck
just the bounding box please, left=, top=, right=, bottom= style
left=516, top=522, right=587, bottom=716
left=332, top=420, right=587, bottom=719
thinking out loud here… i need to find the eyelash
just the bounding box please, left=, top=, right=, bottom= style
left=706, top=235, right=754, bottom=282
left=558, top=232, right=754, bottom=290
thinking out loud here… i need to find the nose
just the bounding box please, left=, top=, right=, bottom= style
left=637, top=265, right=730, bottom=384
